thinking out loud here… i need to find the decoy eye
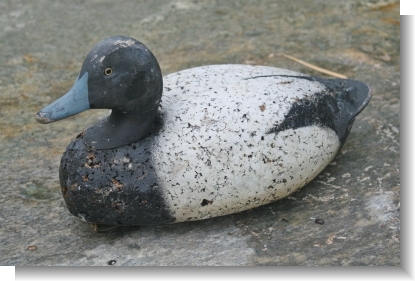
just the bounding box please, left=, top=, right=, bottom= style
left=104, top=67, right=113, bottom=76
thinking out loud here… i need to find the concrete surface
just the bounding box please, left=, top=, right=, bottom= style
left=0, top=0, right=399, bottom=265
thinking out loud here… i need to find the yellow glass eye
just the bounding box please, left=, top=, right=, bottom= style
left=104, top=67, right=113, bottom=76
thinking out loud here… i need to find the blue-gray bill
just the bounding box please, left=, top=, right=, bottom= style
left=35, top=73, right=89, bottom=124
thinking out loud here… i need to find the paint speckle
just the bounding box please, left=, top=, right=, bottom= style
left=28, top=245, right=37, bottom=251
left=154, top=65, right=342, bottom=222
left=359, top=176, right=370, bottom=182
left=201, top=199, right=213, bottom=206
left=326, top=234, right=336, bottom=244
left=315, top=219, right=325, bottom=225
left=327, top=177, right=336, bottom=183
left=364, top=166, right=373, bottom=172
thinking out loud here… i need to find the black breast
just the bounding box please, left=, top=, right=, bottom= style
left=59, top=127, right=175, bottom=226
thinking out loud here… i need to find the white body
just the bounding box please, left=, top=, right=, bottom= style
left=150, top=65, right=340, bottom=222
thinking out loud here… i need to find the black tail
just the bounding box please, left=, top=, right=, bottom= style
left=266, top=76, right=371, bottom=146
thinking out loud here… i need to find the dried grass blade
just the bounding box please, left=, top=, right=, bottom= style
left=279, top=53, right=348, bottom=79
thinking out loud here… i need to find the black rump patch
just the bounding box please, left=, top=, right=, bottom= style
left=266, top=75, right=371, bottom=146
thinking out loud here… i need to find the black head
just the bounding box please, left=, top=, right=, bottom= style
left=81, top=36, right=162, bottom=113
left=36, top=36, right=163, bottom=149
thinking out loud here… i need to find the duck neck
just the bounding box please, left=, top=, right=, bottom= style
left=83, top=108, right=158, bottom=150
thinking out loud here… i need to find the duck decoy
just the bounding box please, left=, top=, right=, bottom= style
left=36, top=36, right=371, bottom=226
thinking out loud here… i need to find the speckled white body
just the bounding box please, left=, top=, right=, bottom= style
left=151, top=65, right=341, bottom=222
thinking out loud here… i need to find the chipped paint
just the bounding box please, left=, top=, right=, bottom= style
left=152, top=65, right=343, bottom=222
left=364, top=166, right=373, bottom=172
left=59, top=63, right=370, bottom=225
left=113, top=39, right=136, bottom=48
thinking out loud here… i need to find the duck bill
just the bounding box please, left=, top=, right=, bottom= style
left=35, top=73, right=90, bottom=124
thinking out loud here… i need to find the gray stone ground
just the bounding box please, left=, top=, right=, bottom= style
left=0, top=0, right=399, bottom=265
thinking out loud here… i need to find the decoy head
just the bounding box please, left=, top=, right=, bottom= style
left=36, top=36, right=163, bottom=149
